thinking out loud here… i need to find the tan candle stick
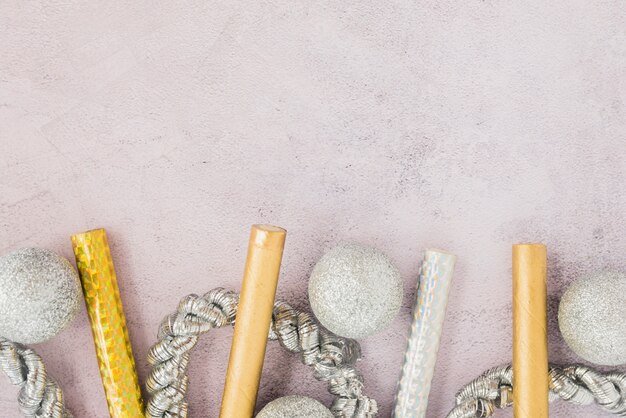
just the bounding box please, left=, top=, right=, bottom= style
left=512, top=244, right=549, bottom=418
left=220, top=224, right=287, bottom=418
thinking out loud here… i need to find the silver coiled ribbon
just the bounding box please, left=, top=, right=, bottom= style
left=0, top=337, right=72, bottom=418
left=5, top=292, right=626, bottom=418
left=145, top=287, right=378, bottom=418
left=447, top=364, right=626, bottom=417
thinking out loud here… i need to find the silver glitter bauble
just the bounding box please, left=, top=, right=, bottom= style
left=558, top=271, right=626, bottom=366
left=0, top=248, right=82, bottom=344
left=256, top=395, right=334, bottom=418
left=308, top=243, right=403, bottom=339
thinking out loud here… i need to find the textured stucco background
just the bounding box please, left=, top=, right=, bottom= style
left=1, top=1, right=625, bottom=417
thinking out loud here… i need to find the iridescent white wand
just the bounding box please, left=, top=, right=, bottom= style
left=392, top=249, right=457, bottom=418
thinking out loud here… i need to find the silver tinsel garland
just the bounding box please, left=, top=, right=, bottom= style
left=447, top=364, right=626, bottom=417
left=145, top=287, right=378, bottom=418
left=0, top=337, right=72, bottom=418
left=3, top=290, right=626, bottom=418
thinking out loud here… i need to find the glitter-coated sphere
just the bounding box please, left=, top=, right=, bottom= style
left=308, top=243, right=403, bottom=339
left=0, top=248, right=82, bottom=344
left=558, top=271, right=626, bottom=366
left=256, top=395, right=333, bottom=418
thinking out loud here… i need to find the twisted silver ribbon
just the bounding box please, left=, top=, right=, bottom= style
left=447, top=364, right=626, bottom=417
left=0, top=337, right=72, bottom=418
left=145, top=287, right=378, bottom=418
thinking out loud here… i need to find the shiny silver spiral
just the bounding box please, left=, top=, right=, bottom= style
left=0, top=337, right=72, bottom=418
left=447, top=364, right=626, bottom=417
left=145, top=287, right=378, bottom=418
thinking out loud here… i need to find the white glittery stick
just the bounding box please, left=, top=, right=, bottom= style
left=392, top=249, right=457, bottom=418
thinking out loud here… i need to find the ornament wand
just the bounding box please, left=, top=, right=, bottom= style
left=392, top=249, right=456, bottom=418
left=512, top=243, right=549, bottom=418
left=71, top=228, right=144, bottom=418
left=220, top=224, right=286, bottom=418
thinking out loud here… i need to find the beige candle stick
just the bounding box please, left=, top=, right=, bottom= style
left=220, top=224, right=287, bottom=418
left=512, top=244, right=549, bottom=418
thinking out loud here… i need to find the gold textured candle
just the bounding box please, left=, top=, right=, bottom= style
left=220, top=224, right=287, bottom=418
left=71, top=228, right=144, bottom=418
left=512, top=244, right=549, bottom=418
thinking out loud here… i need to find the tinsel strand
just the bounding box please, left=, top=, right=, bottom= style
left=447, top=364, right=626, bottom=417
left=145, top=288, right=378, bottom=418
left=4, top=292, right=626, bottom=418
left=0, top=337, right=72, bottom=418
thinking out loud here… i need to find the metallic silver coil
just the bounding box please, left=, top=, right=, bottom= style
left=0, top=337, right=72, bottom=418
left=145, top=287, right=378, bottom=418
left=447, top=364, right=626, bottom=418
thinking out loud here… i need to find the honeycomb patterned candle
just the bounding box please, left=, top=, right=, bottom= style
left=392, top=249, right=456, bottom=418
left=71, top=228, right=144, bottom=418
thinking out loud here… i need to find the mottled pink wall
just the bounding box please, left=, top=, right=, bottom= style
left=1, top=1, right=625, bottom=417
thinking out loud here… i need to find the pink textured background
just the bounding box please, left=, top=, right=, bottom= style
left=1, top=1, right=625, bottom=417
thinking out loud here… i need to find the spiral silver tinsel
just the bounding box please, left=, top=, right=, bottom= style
left=447, top=364, right=626, bottom=417
left=0, top=337, right=72, bottom=418
left=4, top=288, right=626, bottom=418
left=145, top=287, right=378, bottom=418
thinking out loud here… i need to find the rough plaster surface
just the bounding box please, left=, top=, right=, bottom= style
left=1, top=1, right=625, bottom=417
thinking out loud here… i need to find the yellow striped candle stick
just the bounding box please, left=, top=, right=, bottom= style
left=71, top=228, right=144, bottom=418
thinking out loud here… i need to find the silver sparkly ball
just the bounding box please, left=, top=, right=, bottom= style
left=558, top=271, right=626, bottom=366
left=308, top=243, right=403, bottom=339
left=257, top=395, right=333, bottom=418
left=0, top=248, right=82, bottom=344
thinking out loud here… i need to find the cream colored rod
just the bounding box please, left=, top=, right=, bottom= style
left=220, top=224, right=287, bottom=418
left=512, top=244, right=549, bottom=418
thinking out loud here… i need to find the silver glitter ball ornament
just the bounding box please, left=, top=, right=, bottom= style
left=308, top=243, right=403, bottom=339
left=558, top=271, right=626, bottom=366
left=257, top=395, right=333, bottom=418
left=0, top=248, right=82, bottom=344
